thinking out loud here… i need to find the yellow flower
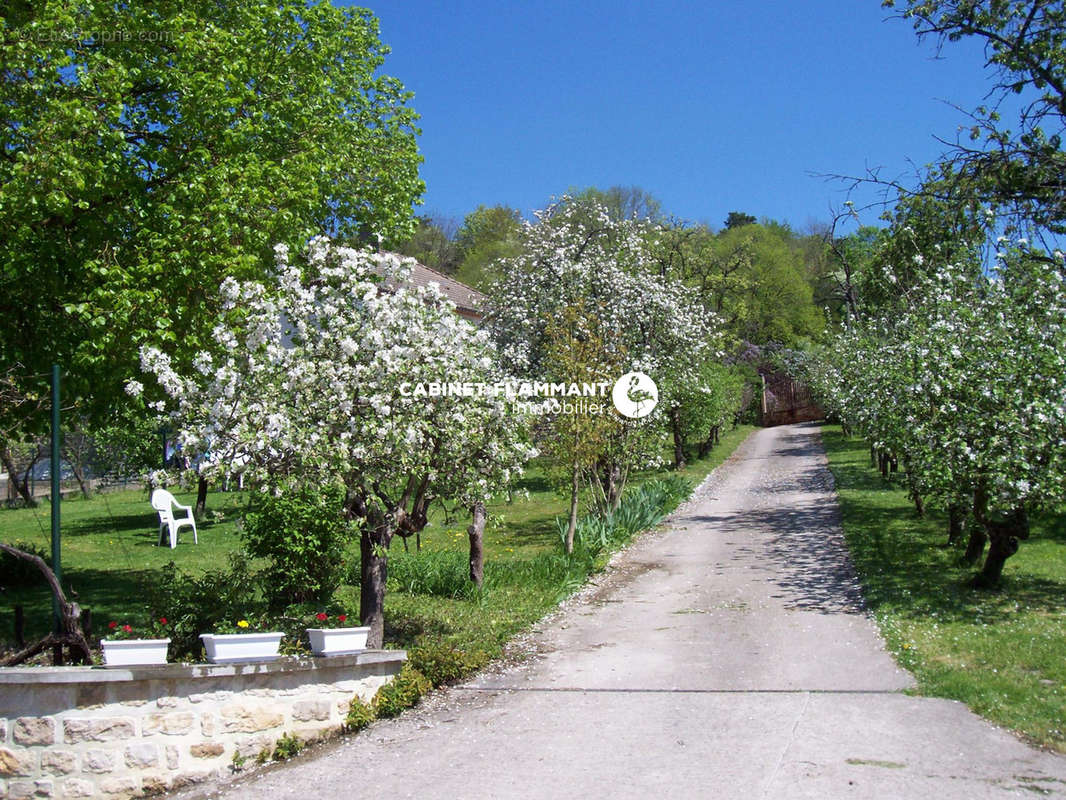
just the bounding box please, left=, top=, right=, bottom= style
left=237, top=619, right=250, bottom=629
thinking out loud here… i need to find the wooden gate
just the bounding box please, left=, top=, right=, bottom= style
left=760, top=373, right=824, bottom=427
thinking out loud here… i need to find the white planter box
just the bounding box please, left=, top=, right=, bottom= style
left=100, top=638, right=170, bottom=667
left=199, top=632, right=283, bottom=663
left=306, top=626, right=370, bottom=656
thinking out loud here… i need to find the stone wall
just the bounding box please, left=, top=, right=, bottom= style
left=0, top=651, right=405, bottom=799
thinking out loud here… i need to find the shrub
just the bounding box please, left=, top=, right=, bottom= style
left=407, top=639, right=490, bottom=686
left=241, top=486, right=351, bottom=610
left=345, top=696, right=375, bottom=732
left=146, top=552, right=260, bottom=660
left=373, top=664, right=432, bottom=718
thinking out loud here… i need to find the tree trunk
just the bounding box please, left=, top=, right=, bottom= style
left=467, top=500, right=486, bottom=588
left=66, top=456, right=91, bottom=500
left=879, top=453, right=890, bottom=480
left=194, top=477, right=208, bottom=518
left=670, top=408, right=686, bottom=470
left=565, top=461, right=579, bottom=555
left=962, top=482, right=989, bottom=565
left=359, top=520, right=391, bottom=649
left=1, top=444, right=37, bottom=507
left=870, top=443, right=877, bottom=467
left=947, top=503, right=966, bottom=546
left=605, top=463, right=624, bottom=512
left=975, top=507, right=1029, bottom=587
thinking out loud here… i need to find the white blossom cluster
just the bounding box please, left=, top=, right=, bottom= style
left=132, top=237, right=535, bottom=512
left=809, top=251, right=1066, bottom=512
left=487, top=199, right=723, bottom=413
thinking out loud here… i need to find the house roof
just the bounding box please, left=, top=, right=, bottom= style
left=389, top=257, right=488, bottom=319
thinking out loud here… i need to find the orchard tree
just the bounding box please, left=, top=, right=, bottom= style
left=0, top=0, right=423, bottom=434
left=489, top=199, right=721, bottom=504
left=883, top=0, right=1066, bottom=240
left=135, top=239, right=533, bottom=646
left=812, top=247, right=1066, bottom=586
left=542, top=303, right=622, bottom=553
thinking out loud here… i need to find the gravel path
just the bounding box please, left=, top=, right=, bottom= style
left=188, top=423, right=1066, bottom=799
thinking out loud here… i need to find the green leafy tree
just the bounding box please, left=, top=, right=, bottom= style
left=0, top=0, right=423, bottom=434
left=724, top=211, right=757, bottom=230
left=655, top=222, right=823, bottom=346
left=453, top=205, right=523, bottom=290
left=395, top=215, right=461, bottom=274
left=543, top=303, right=620, bottom=554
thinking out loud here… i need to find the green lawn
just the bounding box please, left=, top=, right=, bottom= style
left=1, top=487, right=252, bottom=643
left=2, top=425, right=756, bottom=659
left=821, top=425, right=1066, bottom=752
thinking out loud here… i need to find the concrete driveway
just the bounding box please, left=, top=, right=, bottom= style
left=196, top=423, right=1066, bottom=799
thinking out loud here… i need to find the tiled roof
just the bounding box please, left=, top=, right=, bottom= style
left=383, top=255, right=487, bottom=318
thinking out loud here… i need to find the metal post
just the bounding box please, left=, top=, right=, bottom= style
left=51, top=364, right=62, bottom=633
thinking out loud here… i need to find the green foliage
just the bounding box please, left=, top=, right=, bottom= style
left=272, top=732, right=304, bottom=761
left=394, top=215, right=461, bottom=274
left=654, top=221, right=823, bottom=347
left=241, top=487, right=351, bottom=610
left=146, top=552, right=261, bottom=660
left=453, top=205, right=523, bottom=291
left=372, top=664, right=433, bottom=718
left=723, top=211, right=756, bottom=230
left=385, top=549, right=473, bottom=599
left=0, top=540, right=49, bottom=589
left=230, top=750, right=247, bottom=772
left=345, top=696, right=376, bottom=732
left=407, top=639, right=491, bottom=686
left=0, top=0, right=422, bottom=430
left=557, top=476, right=691, bottom=556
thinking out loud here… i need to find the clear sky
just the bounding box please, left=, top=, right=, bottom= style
left=343, top=1, right=998, bottom=232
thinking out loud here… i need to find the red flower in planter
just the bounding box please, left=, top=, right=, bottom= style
left=315, top=612, right=329, bottom=622
left=337, top=615, right=347, bottom=623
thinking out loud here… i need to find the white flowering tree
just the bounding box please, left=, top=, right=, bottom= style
left=134, top=239, right=534, bottom=646
left=488, top=199, right=722, bottom=502
left=811, top=247, right=1066, bottom=586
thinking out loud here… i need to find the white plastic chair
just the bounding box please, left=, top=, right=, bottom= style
left=151, top=488, right=198, bottom=549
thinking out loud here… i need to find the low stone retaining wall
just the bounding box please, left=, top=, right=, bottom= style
left=0, top=651, right=405, bottom=799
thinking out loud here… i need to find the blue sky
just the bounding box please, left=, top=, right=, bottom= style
left=345, top=1, right=998, bottom=232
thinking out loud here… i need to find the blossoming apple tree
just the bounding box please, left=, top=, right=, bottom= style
left=810, top=247, right=1066, bottom=585
left=488, top=199, right=723, bottom=500
left=133, top=238, right=534, bottom=646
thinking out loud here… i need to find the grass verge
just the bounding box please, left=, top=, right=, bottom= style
left=821, top=425, right=1066, bottom=752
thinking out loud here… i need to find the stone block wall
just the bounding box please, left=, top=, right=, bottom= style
left=0, top=651, right=405, bottom=799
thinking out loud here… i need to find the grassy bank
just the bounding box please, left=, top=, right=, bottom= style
left=2, top=425, right=756, bottom=659
left=821, top=425, right=1066, bottom=752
